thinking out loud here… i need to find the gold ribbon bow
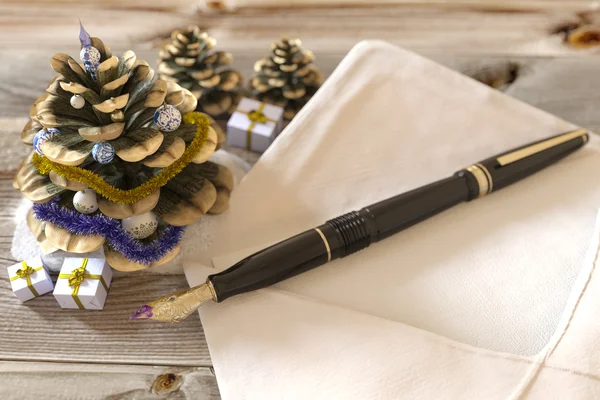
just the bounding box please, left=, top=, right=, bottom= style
left=10, top=261, right=43, bottom=297
left=236, top=102, right=277, bottom=150
left=58, top=258, right=108, bottom=310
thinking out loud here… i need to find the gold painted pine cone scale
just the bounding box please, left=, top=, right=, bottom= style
left=22, top=119, right=42, bottom=145
left=142, top=136, right=186, bottom=168
left=44, top=222, right=105, bottom=253
left=40, top=140, right=91, bottom=166
left=49, top=171, right=87, bottom=191
left=191, top=126, right=218, bottom=164
left=27, top=209, right=58, bottom=254
left=15, top=154, right=64, bottom=203
left=208, top=188, right=230, bottom=214
left=98, top=190, right=160, bottom=219
left=158, top=179, right=217, bottom=226
left=116, top=132, right=164, bottom=162
left=106, top=244, right=181, bottom=272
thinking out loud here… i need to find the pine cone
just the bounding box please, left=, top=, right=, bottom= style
left=15, top=31, right=232, bottom=271
left=251, top=37, right=323, bottom=120
left=158, top=26, right=243, bottom=118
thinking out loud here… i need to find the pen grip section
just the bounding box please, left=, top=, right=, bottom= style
left=208, top=229, right=330, bottom=302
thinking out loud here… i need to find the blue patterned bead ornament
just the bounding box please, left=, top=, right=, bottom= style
left=78, top=22, right=100, bottom=80
left=153, top=105, right=182, bottom=132
left=92, top=141, right=115, bottom=164
left=80, top=46, right=100, bottom=80
left=33, top=128, right=62, bottom=156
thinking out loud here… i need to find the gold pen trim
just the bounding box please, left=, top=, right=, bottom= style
left=466, top=164, right=490, bottom=197
left=497, top=129, right=588, bottom=166
left=475, top=163, right=494, bottom=193
left=206, top=279, right=218, bottom=302
left=314, top=227, right=332, bottom=263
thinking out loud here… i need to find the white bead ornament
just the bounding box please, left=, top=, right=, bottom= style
left=70, top=94, right=85, bottom=109
left=122, top=212, right=159, bottom=239
left=73, top=189, right=99, bottom=214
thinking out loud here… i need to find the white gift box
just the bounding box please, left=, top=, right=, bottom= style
left=226, top=97, right=284, bottom=153
left=8, top=256, right=53, bottom=302
left=53, top=257, right=112, bottom=310
left=41, top=247, right=106, bottom=273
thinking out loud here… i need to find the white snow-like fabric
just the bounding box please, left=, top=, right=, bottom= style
left=184, top=40, right=600, bottom=399
left=11, top=150, right=250, bottom=274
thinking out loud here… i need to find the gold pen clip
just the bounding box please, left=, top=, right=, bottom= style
left=496, top=128, right=588, bottom=167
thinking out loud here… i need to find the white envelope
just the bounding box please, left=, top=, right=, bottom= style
left=185, top=41, right=600, bottom=398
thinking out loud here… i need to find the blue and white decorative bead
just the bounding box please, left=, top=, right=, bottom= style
left=80, top=46, right=101, bottom=80
left=92, top=141, right=115, bottom=164
left=153, top=105, right=182, bottom=132
left=33, top=128, right=62, bottom=156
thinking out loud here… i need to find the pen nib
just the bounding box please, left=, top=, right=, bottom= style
left=130, top=282, right=216, bottom=323
left=130, top=304, right=154, bottom=320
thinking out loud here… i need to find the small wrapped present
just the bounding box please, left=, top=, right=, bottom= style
left=8, top=256, right=54, bottom=302
left=53, top=257, right=113, bottom=310
left=227, top=97, right=284, bottom=153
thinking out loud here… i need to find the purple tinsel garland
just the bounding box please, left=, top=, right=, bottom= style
left=33, top=199, right=185, bottom=265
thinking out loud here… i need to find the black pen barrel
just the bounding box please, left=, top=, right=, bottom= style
left=477, top=133, right=588, bottom=193
left=208, top=130, right=589, bottom=303
left=209, top=175, right=473, bottom=302
left=356, top=174, right=471, bottom=243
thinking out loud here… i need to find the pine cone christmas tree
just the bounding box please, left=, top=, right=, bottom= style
left=251, top=37, right=323, bottom=120
left=158, top=26, right=243, bottom=118
left=15, top=25, right=233, bottom=271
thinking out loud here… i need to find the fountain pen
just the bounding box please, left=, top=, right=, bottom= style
left=131, top=128, right=589, bottom=323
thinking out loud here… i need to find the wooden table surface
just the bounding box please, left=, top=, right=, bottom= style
left=1, top=1, right=600, bottom=398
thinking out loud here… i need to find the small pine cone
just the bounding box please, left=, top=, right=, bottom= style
left=158, top=26, right=243, bottom=117
left=251, top=37, right=323, bottom=120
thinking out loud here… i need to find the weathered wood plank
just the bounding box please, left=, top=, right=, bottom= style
left=0, top=270, right=212, bottom=366
left=3, top=50, right=600, bottom=130
left=0, top=176, right=211, bottom=366
left=1, top=0, right=596, bottom=11
left=0, top=4, right=598, bottom=56
left=0, top=361, right=220, bottom=400
left=0, top=118, right=30, bottom=173
left=1, top=6, right=600, bottom=398
left=202, top=0, right=599, bottom=11
left=2, top=53, right=600, bottom=367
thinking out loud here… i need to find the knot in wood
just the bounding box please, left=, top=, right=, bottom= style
left=151, top=372, right=183, bottom=394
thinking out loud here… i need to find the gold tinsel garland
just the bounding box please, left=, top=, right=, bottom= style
left=32, top=113, right=210, bottom=205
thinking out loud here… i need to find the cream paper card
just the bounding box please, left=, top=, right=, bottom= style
left=184, top=40, right=600, bottom=398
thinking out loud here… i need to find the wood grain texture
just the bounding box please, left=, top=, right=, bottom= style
left=0, top=273, right=213, bottom=366
left=0, top=361, right=220, bottom=400
left=2, top=2, right=600, bottom=398
left=3, top=51, right=600, bottom=131
left=0, top=4, right=599, bottom=56
left=0, top=177, right=212, bottom=367
left=201, top=0, right=598, bottom=11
